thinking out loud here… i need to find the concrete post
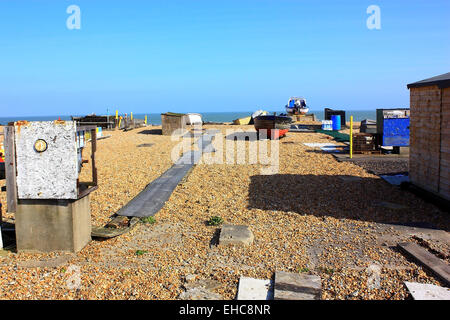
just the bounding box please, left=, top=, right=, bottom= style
left=15, top=195, right=92, bottom=253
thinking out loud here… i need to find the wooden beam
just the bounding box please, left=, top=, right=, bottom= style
left=91, top=128, right=98, bottom=186
left=398, top=242, right=450, bottom=286
left=4, top=126, right=17, bottom=213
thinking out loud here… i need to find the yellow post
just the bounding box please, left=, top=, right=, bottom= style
left=131, top=112, right=133, bottom=121
left=115, top=110, right=118, bottom=120
left=350, top=115, right=353, bottom=159
left=145, top=115, right=147, bottom=125
left=118, top=116, right=122, bottom=129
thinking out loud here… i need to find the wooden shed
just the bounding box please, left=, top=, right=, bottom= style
left=407, top=72, right=450, bottom=201
left=161, top=112, right=187, bottom=136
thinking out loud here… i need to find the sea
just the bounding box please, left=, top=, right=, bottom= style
left=0, top=110, right=376, bottom=126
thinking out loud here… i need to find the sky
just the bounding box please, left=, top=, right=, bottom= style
left=0, top=0, right=449, bottom=117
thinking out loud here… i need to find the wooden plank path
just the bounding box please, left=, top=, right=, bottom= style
left=398, top=242, right=450, bottom=286
left=117, top=131, right=218, bottom=218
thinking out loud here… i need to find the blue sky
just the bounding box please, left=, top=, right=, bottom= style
left=0, top=0, right=449, bottom=116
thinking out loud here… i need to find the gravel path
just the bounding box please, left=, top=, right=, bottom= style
left=0, top=125, right=448, bottom=300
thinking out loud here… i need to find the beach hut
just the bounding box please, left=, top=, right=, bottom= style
left=407, top=72, right=450, bottom=201
left=161, top=112, right=188, bottom=136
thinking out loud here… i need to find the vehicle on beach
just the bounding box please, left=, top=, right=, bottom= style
left=285, top=97, right=309, bottom=115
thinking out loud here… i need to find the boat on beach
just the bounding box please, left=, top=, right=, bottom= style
left=232, top=116, right=252, bottom=125
left=253, top=114, right=293, bottom=139
left=285, top=97, right=309, bottom=115
left=185, top=113, right=203, bottom=125
left=233, top=110, right=268, bottom=125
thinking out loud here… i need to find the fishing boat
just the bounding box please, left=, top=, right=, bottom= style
left=232, top=116, right=251, bottom=125
left=233, top=110, right=268, bottom=125
left=285, top=97, right=309, bottom=115
left=253, top=114, right=293, bottom=139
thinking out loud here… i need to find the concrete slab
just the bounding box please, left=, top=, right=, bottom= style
left=405, top=282, right=450, bottom=300
left=237, top=277, right=274, bottom=300
left=274, top=271, right=321, bottom=300
left=219, top=225, right=254, bottom=246
left=320, top=146, right=346, bottom=153
left=303, top=143, right=337, bottom=148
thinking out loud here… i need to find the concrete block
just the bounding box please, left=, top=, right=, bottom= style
left=405, top=282, right=450, bottom=300
left=219, top=225, right=254, bottom=246
left=15, top=195, right=91, bottom=253
left=274, top=271, right=321, bottom=300
left=237, top=277, right=274, bottom=300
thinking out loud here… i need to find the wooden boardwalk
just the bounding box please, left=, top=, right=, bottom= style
left=117, top=131, right=217, bottom=218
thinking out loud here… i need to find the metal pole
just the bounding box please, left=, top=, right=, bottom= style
left=350, top=116, right=353, bottom=159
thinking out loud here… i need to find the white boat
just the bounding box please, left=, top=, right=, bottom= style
left=185, top=113, right=203, bottom=125
left=251, top=110, right=268, bottom=119
left=285, top=97, right=309, bottom=115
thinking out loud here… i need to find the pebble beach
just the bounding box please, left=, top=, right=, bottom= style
left=0, top=124, right=449, bottom=300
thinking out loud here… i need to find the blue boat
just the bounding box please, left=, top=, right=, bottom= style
left=285, top=97, right=309, bottom=115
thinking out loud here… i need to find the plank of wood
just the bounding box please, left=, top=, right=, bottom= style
left=91, top=226, right=131, bottom=239
left=4, top=126, right=17, bottom=213
left=398, top=242, right=450, bottom=286
left=274, top=271, right=321, bottom=300
left=91, top=217, right=139, bottom=239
